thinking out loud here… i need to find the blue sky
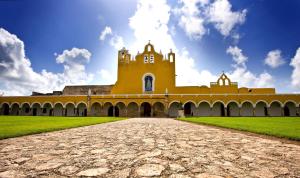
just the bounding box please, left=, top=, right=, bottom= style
left=0, top=0, right=300, bottom=95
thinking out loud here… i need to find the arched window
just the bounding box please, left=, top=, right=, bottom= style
left=144, top=76, right=153, bottom=91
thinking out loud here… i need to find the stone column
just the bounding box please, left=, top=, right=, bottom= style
left=224, top=107, right=227, bottom=117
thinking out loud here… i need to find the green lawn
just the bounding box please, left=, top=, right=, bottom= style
left=0, top=116, right=126, bottom=139
left=178, top=117, right=300, bottom=140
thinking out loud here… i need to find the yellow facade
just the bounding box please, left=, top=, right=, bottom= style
left=1, top=42, right=300, bottom=117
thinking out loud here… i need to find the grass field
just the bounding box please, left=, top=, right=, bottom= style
left=0, top=116, right=126, bottom=139
left=178, top=117, right=300, bottom=140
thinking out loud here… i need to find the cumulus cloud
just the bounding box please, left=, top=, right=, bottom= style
left=264, top=49, right=285, bottom=68
left=99, top=26, right=112, bottom=41
left=173, top=0, right=207, bottom=40
left=99, top=26, right=124, bottom=50
left=290, top=47, right=300, bottom=89
left=206, top=0, right=247, bottom=36
left=226, top=45, right=274, bottom=88
left=129, top=0, right=217, bottom=86
left=226, top=45, right=247, bottom=67
left=174, top=0, right=247, bottom=39
left=56, top=48, right=93, bottom=84
left=0, top=28, right=93, bottom=96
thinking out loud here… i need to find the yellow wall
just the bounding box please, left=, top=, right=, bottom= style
left=0, top=43, right=299, bottom=114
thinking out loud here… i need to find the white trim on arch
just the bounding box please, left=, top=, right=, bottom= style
left=20, top=102, right=30, bottom=108
left=240, top=100, right=255, bottom=108
left=64, top=102, right=76, bottom=108
left=31, top=102, right=42, bottom=108
left=183, top=100, right=197, bottom=107
left=42, top=102, right=53, bottom=108
left=269, top=100, right=283, bottom=107
left=225, top=100, right=239, bottom=108
left=283, top=100, right=297, bottom=106
left=168, top=100, right=181, bottom=108
left=254, top=100, right=268, bottom=107
left=0, top=102, right=10, bottom=108
left=198, top=100, right=211, bottom=107
left=76, top=102, right=87, bottom=108
left=142, top=73, right=155, bottom=93
left=53, top=102, right=64, bottom=108
left=211, top=100, right=226, bottom=108
left=10, top=102, right=20, bottom=108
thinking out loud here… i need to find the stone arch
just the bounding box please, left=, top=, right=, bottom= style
left=77, top=102, right=87, bottom=116
left=198, top=101, right=210, bottom=116
left=103, top=102, right=113, bottom=117
left=211, top=101, right=225, bottom=116
left=76, top=102, right=87, bottom=108
left=90, top=102, right=101, bottom=116
left=10, top=103, right=20, bottom=116
left=168, top=101, right=181, bottom=118
left=21, top=103, right=31, bottom=116
left=53, top=103, right=64, bottom=116
left=169, top=100, right=181, bottom=108
left=42, top=103, right=53, bottom=116
left=283, top=101, right=296, bottom=116
left=183, top=101, right=197, bottom=117
left=127, top=102, right=139, bottom=117
left=0, top=102, right=9, bottom=108
left=32, top=103, right=42, bottom=116
left=255, top=101, right=268, bottom=116
left=0, top=103, right=10, bottom=115
left=226, top=101, right=239, bottom=116
left=269, top=101, right=282, bottom=116
left=240, top=101, right=254, bottom=116
left=65, top=103, right=76, bottom=116
left=141, top=102, right=151, bottom=117
left=116, top=102, right=126, bottom=117
left=64, top=102, right=75, bottom=108
left=153, top=102, right=165, bottom=117
left=42, top=102, right=53, bottom=108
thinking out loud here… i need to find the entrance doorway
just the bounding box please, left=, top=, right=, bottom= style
left=33, top=108, right=37, bottom=116
left=115, top=107, right=119, bottom=117
left=108, top=106, right=114, bottom=116
left=284, top=106, right=290, bottom=116
left=184, top=102, right=191, bottom=116
left=141, top=102, right=151, bottom=117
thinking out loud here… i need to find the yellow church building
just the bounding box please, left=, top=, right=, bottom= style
left=1, top=42, right=300, bottom=117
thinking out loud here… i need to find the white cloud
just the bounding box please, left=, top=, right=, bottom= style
left=109, top=35, right=124, bottom=50
left=129, top=0, right=217, bottom=86
left=0, top=28, right=93, bottom=96
left=264, top=49, right=285, bottom=68
left=99, top=26, right=112, bottom=41
left=98, top=69, right=116, bottom=85
left=99, top=26, right=124, bottom=50
left=226, top=45, right=274, bottom=88
left=56, top=48, right=93, bottom=84
left=206, top=0, right=247, bottom=36
left=290, top=47, right=300, bottom=89
left=174, top=0, right=207, bottom=40
left=226, top=45, right=247, bottom=66
left=174, top=0, right=247, bottom=39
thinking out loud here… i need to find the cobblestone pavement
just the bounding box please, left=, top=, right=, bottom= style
left=0, top=118, right=299, bottom=178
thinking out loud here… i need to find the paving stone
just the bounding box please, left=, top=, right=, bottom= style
left=0, top=170, right=25, bottom=178
left=169, top=163, right=186, bottom=172
left=76, top=167, right=110, bottom=177
left=169, top=174, right=191, bottom=178
left=195, top=173, right=224, bottom=178
left=0, top=118, right=299, bottom=177
left=136, top=164, right=165, bottom=177
left=58, top=165, right=79, bottom=175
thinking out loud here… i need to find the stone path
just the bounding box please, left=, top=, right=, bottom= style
left=0, top=118, right=299, bottom=178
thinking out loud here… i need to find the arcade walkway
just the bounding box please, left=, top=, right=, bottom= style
left=0, top=118, right=299, bottom=177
